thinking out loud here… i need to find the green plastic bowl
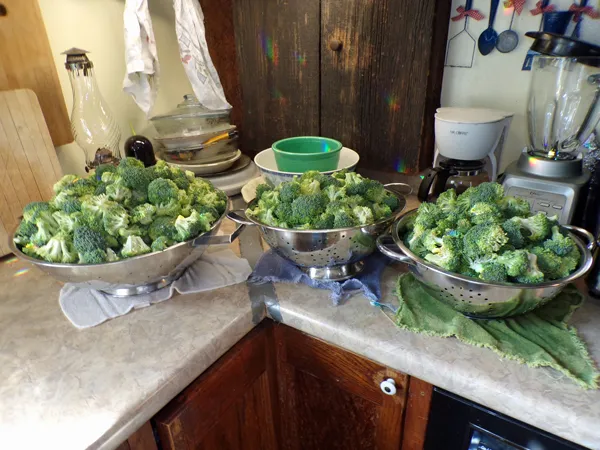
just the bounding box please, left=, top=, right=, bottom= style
left=272, top=136, right=342, bottom=172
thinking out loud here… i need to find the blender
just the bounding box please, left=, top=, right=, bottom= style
left=501, top=55, right=600, bottom=224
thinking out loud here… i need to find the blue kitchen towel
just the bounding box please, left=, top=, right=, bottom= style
left=249, top=250, right=390, bottom=305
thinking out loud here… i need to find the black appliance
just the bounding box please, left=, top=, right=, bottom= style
left=424, top=388, right=588, bottom=450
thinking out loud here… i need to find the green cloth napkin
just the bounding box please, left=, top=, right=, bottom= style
left=392, top=273, right=600, bottom=389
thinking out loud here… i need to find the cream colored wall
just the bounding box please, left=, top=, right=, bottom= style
left=38, top=0, right=192, bottom=176
left=441, top=0, right=600, bottom=171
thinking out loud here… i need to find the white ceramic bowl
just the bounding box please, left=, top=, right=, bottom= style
left=254, top=147, right=360, bottom=185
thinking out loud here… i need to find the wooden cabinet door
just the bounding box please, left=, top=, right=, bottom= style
left=274, top=325, right=409, bottom=450
left=320, top=0, right=451, bottom=173
left=231, top=0, right=450, bottom=172
left=154, top=323, right=279, bottom=450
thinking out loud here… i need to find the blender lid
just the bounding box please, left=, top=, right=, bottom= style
left=151, top=94, right=231, bottom=121
left=435, top=109, right=506, bottom=124
left=525, top=32, right=600, bottom=63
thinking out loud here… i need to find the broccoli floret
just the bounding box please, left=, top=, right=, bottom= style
left=500, top=196, right=530, bottom=218
left=80, top=249, right=108, bottom=264
left=363, top=180, right=387, bottom=203
left=22, top=202, right=52, bottom=223
left=543, top=225, right=575, bottom=256
left=73, top=225, right=107, bottom=255
left=255, top=184, right=273, bottom=201
left=322, top=184, right=347, bottom=202
left=148, top=178, right=179, bottom=205
left=30, top=213, right=59, bottom=246
left=414, top=202, right=443, bottom=229
left=313, top=212, right=335, bottom=229
left=468, top=202, right=503, bottom=225
left=513, top=252, right=545, bottom=284
left=52, top=211, right=81, bottom=233
left=168, top=167, right=191, bottom=190
left=103, top=204, right=130, bottom=236
left=155, top=199, right=181, bottom=217
left=424, top=235, right=462, bottom=272
left=496, top=249, right=529, bottom=277
left=457, top=182, right=504, bottom=210
left=480, top=262, right=508, bottom=282
left=405, top=223, right=428, bottom=256
left=530, top=245, right=580, bottom=280
left=291, top=194, right=325, bottom=225
left=101, top=172, right=119, bottom=185
left=463, top=223, right=508, bottom=258
left=502, top=218, right=526, bottom=248
left=279, top=182, right=302, bottom=203
left=146, top=159, right=171, bottom=180
left=69, top=178, right=98, bottom=197
left=106, top=248, right=120, bottom=262
left=151, top=236, right=173, bottom=252
left=121, top=235, right=151, bottom=258
left=53, top=174, right=79, bottom=194
left=21, top=242, right=40, bottom=258
left=333, top=210, right=356, bottom=228
left=14, top=220, right=38, bottom=245
left=421, top=229, right=444, bottom=253
left=196, top=189, right=228, bottom=215
left=382, top=193, right=401, bottom=212
left=435, top=189, right=458, bottom=214
left=505, top=213, right=553, bottom=243
left=174, top=210, right=213, bottom=241
left=131, top=203, right=156, bottom=225
left=352, top=206, right=374, bottom=225
left=372, top=203, right=392, bottom=221
left=299, top=178, right=321, bottom=195
left=81, top=194, right=116, bottom=219
left=95, top=163, right=117, bottom=181
left=274, top=202, right=293, bottom=223
left=148, top=217, right=177, bottom=241
left=36, top=232, right=78, bottom=263
left=106, top=182, right=132, bottom=203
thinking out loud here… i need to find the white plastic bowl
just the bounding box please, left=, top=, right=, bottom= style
left=254, top=147, right=360, bottom=185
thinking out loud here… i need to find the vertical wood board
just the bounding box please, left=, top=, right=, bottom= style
left=0, top=89, right=62, bottom=256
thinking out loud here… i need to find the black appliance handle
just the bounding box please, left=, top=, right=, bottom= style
left=418, top=167, right=452, bottom=202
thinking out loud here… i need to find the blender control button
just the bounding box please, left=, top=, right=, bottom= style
left=539, top=202, right=550, bottom=207
left=552, top=205, right=563, bottom=210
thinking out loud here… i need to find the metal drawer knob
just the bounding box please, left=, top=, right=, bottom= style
left=380, top=378, right=396, bottom=395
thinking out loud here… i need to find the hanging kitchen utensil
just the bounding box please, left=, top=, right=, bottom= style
left=496, top=7, right=519, bottom=52
left=570, top=0, right=600, bottom=39
left=445, top=0, right=484, bottom=68
left=522, top=0, right=554, bottom=70
left=478, top=0, right=500, bottom=55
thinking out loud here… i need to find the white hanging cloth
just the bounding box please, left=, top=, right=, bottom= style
left=172, top=0, right=232, bottom=111
left=122, top=0, right=159, bottom=116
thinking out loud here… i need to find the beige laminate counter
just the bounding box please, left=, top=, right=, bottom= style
left=2, top=226, right=600, bottom=449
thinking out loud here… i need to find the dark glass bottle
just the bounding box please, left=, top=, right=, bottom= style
left=124, top=135, right=156, bottom=167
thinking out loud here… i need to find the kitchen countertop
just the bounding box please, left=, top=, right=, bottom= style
left=2, top=205, right=600, bottom=449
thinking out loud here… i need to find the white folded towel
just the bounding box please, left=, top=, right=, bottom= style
left=59, top=249, right=251, bottom=329
left=122, top=0, right=159, bottom=115
left=173, top=0, right=232, bottom=111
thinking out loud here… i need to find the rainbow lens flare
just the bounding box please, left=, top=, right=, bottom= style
left=260, top=33, right=279, bottom=66
left=13, top=268, right=29, bottom=277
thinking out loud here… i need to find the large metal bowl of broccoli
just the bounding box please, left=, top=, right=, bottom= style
left=228, top=171, right=407, bottom=281
left=9, top=158, right=244, bottom=296
left=376, top=183, right=595, bottom=318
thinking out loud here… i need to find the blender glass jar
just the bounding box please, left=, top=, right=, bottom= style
left=527, top=56, right=600, bottom=159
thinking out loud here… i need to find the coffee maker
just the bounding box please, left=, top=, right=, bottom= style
left=501, top=54, right=600, bottom=224
left=418, top=108, right=513, bottom=201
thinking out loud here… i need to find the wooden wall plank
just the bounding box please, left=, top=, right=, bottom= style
left=232, top=0, right=321, bottom=156
left=320, top=0, right=450, bottom=173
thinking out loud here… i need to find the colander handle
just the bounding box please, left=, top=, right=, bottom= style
left=227, top=210, right=255, bottom=226
left=562, top=225, right=596, bottom=251
left=384, top=183, right=413, bottom=196
left=376, top=234, right=416, bottom=265
left=192, top=222, right=246, bottom=246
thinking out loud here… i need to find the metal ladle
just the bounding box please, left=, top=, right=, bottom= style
left=496, top=8, right=519, bottom=53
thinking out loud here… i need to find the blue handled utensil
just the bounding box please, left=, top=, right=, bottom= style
left=478, top=0, right=500, bottom=55
left=572, top=0, right=589, bottom=39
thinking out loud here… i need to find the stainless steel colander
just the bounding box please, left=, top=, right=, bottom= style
left=228, top=185, right=408, bottom=281
left=376, top=209, right=596, bottom=319
left=9, top=201, right=245, bottom=296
